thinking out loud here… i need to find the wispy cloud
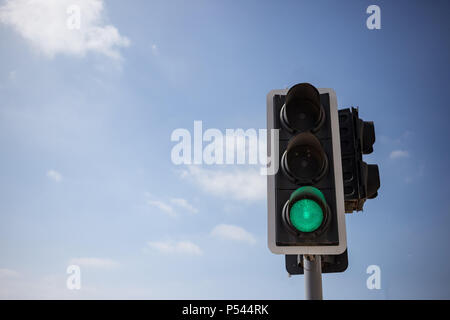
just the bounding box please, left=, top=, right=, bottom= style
left=211, top=224, right=256, bottom=245
left=151, top=44, right=159, bottom=56
left=147, top=200, right=176, bottom=217
left=46, top=170, right=62, bottom=182
left=180, top=166, right=265, bottom=202
left=405, top=164, right=425, bottom=184
left=8, top=70, right=17, bottom=82
left=146, top=194, right=198, bottom=217
left=170, top=198, right=198, bottom=214
left=147, top=240, right=203, bottom=256
left=0, top=268, right=21, bottom=278
left=379, top=131, right=414, bottom=146
left=0, top=0, right=129, bottom=60
left=390, top=150, right=410, bottom=159
left=69, top=257, right=118, bottom=269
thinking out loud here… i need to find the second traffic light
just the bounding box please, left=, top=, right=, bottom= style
left=339, top=107, right=380, bottom=212
left=267, top=83, right=346, bottom=255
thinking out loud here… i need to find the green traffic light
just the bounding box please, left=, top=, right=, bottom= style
left=288, top=186, right=326, bottom=233
left=289, top=199, right=324, bottom=232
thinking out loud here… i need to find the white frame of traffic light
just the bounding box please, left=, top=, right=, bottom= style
left=266, top=88, right=347, bottom=255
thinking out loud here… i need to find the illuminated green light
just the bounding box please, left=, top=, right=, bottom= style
left=289, top=199, right=324, bottom=232
left=289, top=186, right=326, bottom=203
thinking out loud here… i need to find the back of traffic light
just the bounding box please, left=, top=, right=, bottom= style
left=267, top=83, right=346, bottom=255
left=339, top=107, right=380, bottom=213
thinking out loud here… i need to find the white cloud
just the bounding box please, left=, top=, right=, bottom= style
left=151, top=44, right=159, bottom=56
left=211, top=224, right=256, bottom=245
left=0, top=268, right=21, bottom=278
left=147, top=240, right=203, bottom=256
left=145, top=193, right=198, bottom=216
left=69, top=257, right=118, bottom=269
left=147, top=200, right=176, bottom=217
left=9, top=70, right=17, bottom=82
left=390, top=150, right=410, bottom=159
left=46, top=170, right=62, bottom=182
left=0, top=0, right=129, bottom=60
left=180, top=166, right=266, bottom=202
left=405, top=164, right=425, bottom=184
left=170, top=198, right=198, bottom=214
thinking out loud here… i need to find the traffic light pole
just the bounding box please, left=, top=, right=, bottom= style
left=303, top=255, right=323, bottom=300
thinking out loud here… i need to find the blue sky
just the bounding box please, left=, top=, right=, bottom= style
left=0, top=0, right=449, bottom=299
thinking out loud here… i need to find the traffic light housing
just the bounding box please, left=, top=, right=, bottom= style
left=285, top=250, right=348, bottom=275
left=339, top=107, right=380, bottom=212
left=267, top=83, right=346, bottom=255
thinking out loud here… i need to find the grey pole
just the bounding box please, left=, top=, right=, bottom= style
left=303, top=255, right=323, bottom=300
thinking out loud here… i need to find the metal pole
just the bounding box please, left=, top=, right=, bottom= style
left=303, top=255, right=323, bottom=300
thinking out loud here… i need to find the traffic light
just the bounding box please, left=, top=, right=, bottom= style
left=339, top=107, right=380, bottom=212
left=267, top=83, right=346, bottom=255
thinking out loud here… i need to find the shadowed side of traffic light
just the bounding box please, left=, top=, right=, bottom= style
left=339, top=107, right=380, bottom=212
